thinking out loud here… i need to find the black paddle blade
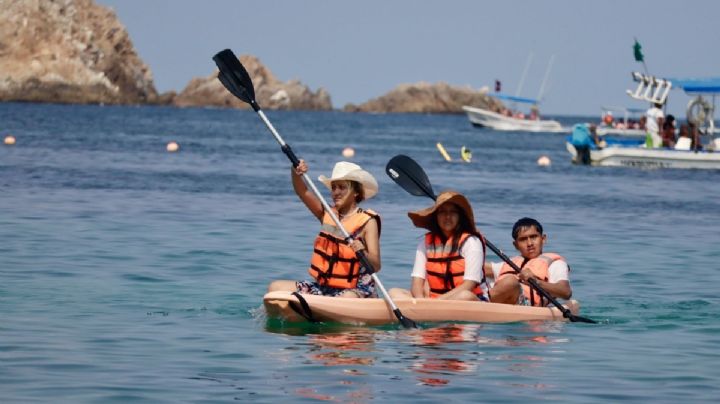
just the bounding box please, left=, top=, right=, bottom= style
left=393, top=309, right=418, bottom=328
left=385, top=155, right=436, bottom=199
left=567, top=313, right=598, bottom=324
left=212, top=49, right=258, bottom=109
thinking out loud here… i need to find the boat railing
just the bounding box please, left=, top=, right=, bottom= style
left=600, top=105, right=646, bottom=130
left=626, top=72, right=672, bottom=104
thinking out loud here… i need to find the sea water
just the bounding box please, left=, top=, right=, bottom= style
left=1, top=102, right=719, bottom=402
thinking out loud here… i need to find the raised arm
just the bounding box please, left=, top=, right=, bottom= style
left=291, top=159, right=323, bottom=220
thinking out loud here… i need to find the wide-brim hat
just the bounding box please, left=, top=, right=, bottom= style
left=318, top=161, right=378, bottom=200
left=407, top=191, right=477, bottom=232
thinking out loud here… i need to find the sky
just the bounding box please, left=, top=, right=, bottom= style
left=96, top=0, right=720, bottom=116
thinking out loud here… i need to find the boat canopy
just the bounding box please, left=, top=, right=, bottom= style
left=492, top=93, right=539, bottom=104
left=668, top=78, right=720, bottom=94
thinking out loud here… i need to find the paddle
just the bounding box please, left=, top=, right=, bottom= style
left=385, top=154, right=597, bottom=324
left=213, top=49, right=417, bottom=328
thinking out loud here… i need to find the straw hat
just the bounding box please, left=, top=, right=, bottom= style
left=318, top=161, right=378, bottom=200
left=407, top=191, right=477, bottom=233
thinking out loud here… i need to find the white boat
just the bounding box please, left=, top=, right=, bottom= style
left=462, top=104, right=566, bottom=133
left=566, top=138, right=720, bottom=169
left=464, top=54, right=566, bottom=133
left=567, top=74, right=720, bottom=169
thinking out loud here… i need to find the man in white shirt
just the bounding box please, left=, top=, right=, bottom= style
left=485, top=218, right=572, bottom=306
left=645, top=102, right=665, bottom=148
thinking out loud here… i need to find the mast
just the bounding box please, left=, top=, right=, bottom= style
left=537, top=54, right=555, bottom=102
left=516, top=52, right=533, bottom=97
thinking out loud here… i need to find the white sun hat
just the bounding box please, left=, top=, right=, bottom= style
left=318, top=161, right=378, bottom=200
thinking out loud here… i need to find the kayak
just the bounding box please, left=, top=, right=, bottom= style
left=263, top=291, right=581, bottom=325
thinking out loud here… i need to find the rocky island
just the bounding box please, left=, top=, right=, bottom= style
left=0, top=0, right=159, bottom=104
left=173, top=54, right=332, bottom=111
left=343, top=81, right=501, bottom=114
left=0, top=0, right=499, bottom=113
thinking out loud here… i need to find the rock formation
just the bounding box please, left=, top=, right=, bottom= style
left=343, top=82, right=502, bottom=114
left=0, top=0, right=496, bottom=114
left=0, top=0, right=158, bottom=104
left=173, top=54, right=332, bottom=111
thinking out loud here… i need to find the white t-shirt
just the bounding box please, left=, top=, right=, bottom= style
left=411, top=236, right=485, bottom=282
left=488, top=259, right=569, bottom=283
left=646, top=106, right=664, bottom=135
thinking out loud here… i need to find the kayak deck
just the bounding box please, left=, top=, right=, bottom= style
left=263, top=291, right=580, bottom=325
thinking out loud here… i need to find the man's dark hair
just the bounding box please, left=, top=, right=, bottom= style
left=511, top=217, right=543, bottom=240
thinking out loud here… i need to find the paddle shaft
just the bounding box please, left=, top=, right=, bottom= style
left=254, top=110, right=414, bottom=326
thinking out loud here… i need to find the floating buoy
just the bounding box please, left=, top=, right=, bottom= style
left=4, top=135, right=16, bottom=145
left=537, top=155, right=551, bottom=166
left=342, top=147, right=355, bottom=158
left=166, top=141, right=179, bottom=152
left=436, top=142, right=452, bottom=162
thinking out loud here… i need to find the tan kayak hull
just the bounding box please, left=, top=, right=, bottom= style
left=263, top=291, right=580, bottom=325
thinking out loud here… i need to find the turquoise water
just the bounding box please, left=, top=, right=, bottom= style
left=2, top=103, right=719, bottom=402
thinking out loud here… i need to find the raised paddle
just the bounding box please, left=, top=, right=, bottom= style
left=385, top=154, right=597, bottom=324
left=212, top=49, right=417, bottom=328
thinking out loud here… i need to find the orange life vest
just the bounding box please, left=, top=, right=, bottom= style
left=424, top=232, right=487, bottom=299
left=498, top=253, right=567, bottom=306
left=308, top=208, right=380, bottom=289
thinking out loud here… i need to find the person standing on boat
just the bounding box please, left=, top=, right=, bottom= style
left=645, top=102, right=665, bottom=148
left=389, top=191, right=490, bottom=302
left=487, top=218, right=572, bottom=306
left=267, top=160, right=381, bottom=298
left=689, top=122, right=704, bottom=151
left=570, top=123, right=600, bottom=165
left=661, top=114, right=676, bottom=148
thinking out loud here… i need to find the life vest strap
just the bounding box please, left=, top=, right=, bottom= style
left=430, top=286, right=450, bottom=294
left=318, top=231, right=346, bottom=244
left=310, top=265, right=360, bottom=280
left=313, top=248, right=357, bottom=263
left=426, top=255, right=463, bottom=263
left=426, top=269, right=465, bottom=277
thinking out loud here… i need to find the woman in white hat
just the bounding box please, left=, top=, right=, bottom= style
left=267, top=159, right=381, bottom=298
left=389, top=191, right=490, bottom=302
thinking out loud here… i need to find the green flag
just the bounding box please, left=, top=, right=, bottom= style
left=633, top=39, right=644, bottom=62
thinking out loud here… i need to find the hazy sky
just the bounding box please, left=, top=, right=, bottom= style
left=96, top=0, right=719, bottom=116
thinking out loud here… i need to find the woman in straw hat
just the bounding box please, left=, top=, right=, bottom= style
left=389, top=191, right=490, bottom=301
left=268, top=159, right=381, bottom=298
